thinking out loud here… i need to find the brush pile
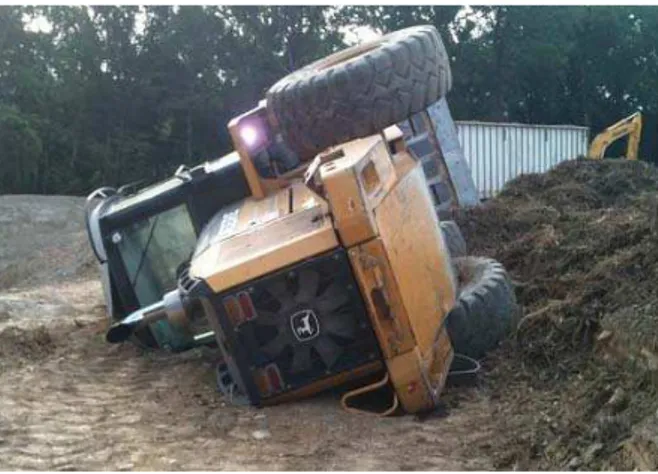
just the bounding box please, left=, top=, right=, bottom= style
left=454, top=158, right=658, bottom=469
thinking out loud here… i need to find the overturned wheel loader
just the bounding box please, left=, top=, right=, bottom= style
left=86, top=25, right=517, bottom=414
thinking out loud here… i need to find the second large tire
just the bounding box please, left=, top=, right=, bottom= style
left=266, top=25, right=452, bottom=159
left=446, top=257, right=519, bottom=359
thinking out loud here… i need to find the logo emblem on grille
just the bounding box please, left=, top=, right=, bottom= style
left=290, top=309, right=320, bottom=342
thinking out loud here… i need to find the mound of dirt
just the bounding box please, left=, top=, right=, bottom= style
left=457, top=158, right=658, bottom=367
left=0, top=195, right=96, bottom=289
left=0, top=195, right=103, bottom=334
left=454, top=158, right=658, bottom=469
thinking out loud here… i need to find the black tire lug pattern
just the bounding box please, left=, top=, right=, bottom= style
left=265, top=25, right=451, bottom=159
left=446, top=256, right=520, bottom=359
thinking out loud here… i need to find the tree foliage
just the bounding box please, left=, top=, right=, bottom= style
left=0, top=5, right=656, bottom=195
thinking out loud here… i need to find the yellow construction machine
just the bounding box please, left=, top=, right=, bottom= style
left=91, top=25, right=518, bottom=416
left=588, top=112, right=643, bottom=160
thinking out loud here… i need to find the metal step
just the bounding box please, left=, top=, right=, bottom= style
left=399, top=98, right=480, bottom=213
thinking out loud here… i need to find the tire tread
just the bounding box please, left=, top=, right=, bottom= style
left=266, top=25, right=451, bottom=158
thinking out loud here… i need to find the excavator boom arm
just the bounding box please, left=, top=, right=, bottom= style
left=588, top=112, right=642, bottom=160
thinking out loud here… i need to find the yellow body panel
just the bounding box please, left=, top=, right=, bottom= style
left=373, top=164, right=457, bottom=359
left=425, top=325, right=453, bottom=396
left=189, top=183, right=338, bottom=293
left=385, top=347, right=435, bottom=413
left=319, top=135, right=456, bottom=412
left=348, top=239, right=416, bottom=359
left=319, top=135, right=397, bottom=247
left=227, top=102, right=269, bottom=199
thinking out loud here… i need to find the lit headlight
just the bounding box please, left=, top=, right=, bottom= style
left=240, top=125, right=259, bottom=148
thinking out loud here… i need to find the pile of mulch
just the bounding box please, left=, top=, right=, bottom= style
left=453, top=158, right=658, bottom=469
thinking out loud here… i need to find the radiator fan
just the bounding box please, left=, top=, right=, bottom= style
left=213, top=249, right=381, bottom=405
left=243, top=269, right=358, bottom=374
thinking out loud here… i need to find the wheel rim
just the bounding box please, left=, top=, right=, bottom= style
left=312, top=41, right=380, bottom=73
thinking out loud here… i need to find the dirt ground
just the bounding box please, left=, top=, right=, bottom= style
left=0, top=194, right=494, bottom=471
left=3, top=159, right=658, bottom=471
left=0, top=320, right=496, bottom=470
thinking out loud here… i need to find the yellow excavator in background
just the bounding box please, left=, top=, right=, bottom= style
left=588, top=112, right=643, bottom=160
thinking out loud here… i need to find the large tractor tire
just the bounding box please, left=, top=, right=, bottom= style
left=446, top=257, right=519, bottom=359
left=440, top=220, right=467, bottom=259
left=266, top=25, right=452, bottom=159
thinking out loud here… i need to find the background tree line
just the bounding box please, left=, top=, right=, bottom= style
left=1, top=5, right=657, bottom=195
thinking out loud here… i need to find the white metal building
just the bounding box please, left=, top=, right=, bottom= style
left=455, top=121, right=590, bottom=199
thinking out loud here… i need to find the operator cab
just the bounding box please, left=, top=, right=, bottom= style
left=85, top=153, right=251, bottom=350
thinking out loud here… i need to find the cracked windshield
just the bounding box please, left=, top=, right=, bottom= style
left=116, top=204, right=197, bottom=306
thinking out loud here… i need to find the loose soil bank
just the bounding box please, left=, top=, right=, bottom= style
left=455, top=158, right=658, bottom=470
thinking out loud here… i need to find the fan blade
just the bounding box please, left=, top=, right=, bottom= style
left=240, top=312, right=280, bottom=350
left=254, top=310, right=279, bottom=326
left=316, top=281, right=350, bottom=314
left=313, top=335, right=342, bottom=369
left=290, top=344, right=313, bottom=373
left=323, top=311, right=357, bottom=340
left=260, top=331, right=289, bottom=358
left=239, top=323, right=260, bottom=350
left=295, top=270, right=320, bottom=304
left=267, top=279, right=295, bottom=311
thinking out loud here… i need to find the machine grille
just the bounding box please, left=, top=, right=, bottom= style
left=209, top=249, right=380, bottom=401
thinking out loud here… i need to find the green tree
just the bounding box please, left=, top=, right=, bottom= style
left=0, top=106, right=42, bottom=192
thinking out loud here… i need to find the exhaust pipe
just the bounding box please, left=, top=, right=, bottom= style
left=106, top=289, right=190, bottom=343
left=106, top=300, right=167, bottom=343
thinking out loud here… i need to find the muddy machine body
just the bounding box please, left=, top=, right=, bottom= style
left=105, top=124, right=457, bottom=413
left=91, top=25, right=516, bottom=414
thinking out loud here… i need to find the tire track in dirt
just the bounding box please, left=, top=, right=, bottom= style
left=0, top=334, right=226, bottom=470
left=0, top=318, right=494, bottom=470
left=0, top=195, right=495, bottom=470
